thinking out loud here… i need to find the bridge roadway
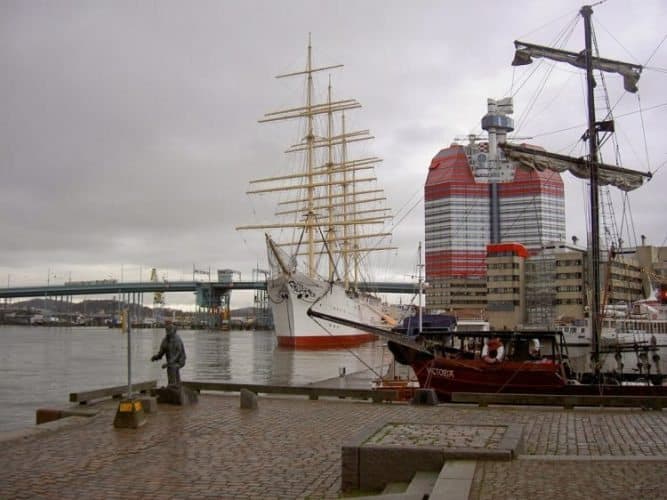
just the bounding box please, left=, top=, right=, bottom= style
left=0, top=280, right=418, bottom=299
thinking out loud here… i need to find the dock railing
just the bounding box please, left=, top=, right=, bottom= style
left=69, top=380, right=157, bottom=405
left=182, top=381, right=399, bottom=403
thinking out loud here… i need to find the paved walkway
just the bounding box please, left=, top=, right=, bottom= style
left=1, top=394, right=667, bottom=499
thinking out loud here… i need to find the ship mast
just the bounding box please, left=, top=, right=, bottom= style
left=305, top=36, right=316, bottom=277
left=326, top=77, right=335, bottom=281
left=341, top=112, right=350, bottom=287
left=237, top=36, right=396, bottom=282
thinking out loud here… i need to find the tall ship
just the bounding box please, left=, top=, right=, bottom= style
left=237, top=37, right=396, bottom=348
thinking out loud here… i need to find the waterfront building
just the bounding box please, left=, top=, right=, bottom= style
left=485, top=243, right=527, bottom=329
left=485, top=242, right=651, bottom=330
left=424, top=98, right=566, bottom=316
left=524, top=243, right=586, bottom=327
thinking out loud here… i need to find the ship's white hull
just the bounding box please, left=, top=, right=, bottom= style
left=267, top=271, right=385, bottom=348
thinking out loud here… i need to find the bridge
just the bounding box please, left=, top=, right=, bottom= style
left=0, top=280, right=418, bottom=299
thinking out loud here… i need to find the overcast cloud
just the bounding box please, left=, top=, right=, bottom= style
left=2, top=0, right=666, bottom=308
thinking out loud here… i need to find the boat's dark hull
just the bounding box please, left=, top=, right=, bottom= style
left=389, top=341, right=667, bottom=401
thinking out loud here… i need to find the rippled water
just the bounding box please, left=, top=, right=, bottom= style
left=0, top=325, right=388, bottom=432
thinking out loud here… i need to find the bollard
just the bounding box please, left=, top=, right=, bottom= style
left=113, top=398, right=146, bottom=429
left=410, top=388, right=438, bottom=406
left=240, top=388, right=258, bottom=409
left=137, top=395, right=158, bottom=413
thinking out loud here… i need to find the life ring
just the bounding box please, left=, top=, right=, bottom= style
left=482, top=338, right=504, bottom=363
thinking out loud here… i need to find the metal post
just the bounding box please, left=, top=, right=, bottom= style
left=127, top=300, right=132, bottom=398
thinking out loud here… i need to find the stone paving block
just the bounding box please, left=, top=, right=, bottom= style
left=359, top=446, right=444, bottom=491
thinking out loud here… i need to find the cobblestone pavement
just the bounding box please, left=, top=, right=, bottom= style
left=1, top=395, right=667, bottom=499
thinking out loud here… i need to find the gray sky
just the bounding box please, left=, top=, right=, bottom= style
left=2, top=0, right=666, bottom=309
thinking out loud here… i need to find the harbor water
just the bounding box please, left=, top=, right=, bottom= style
left=0, top=325, right=389, bottom=433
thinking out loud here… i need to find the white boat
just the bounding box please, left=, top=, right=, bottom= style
left=562, top=298, right=667, bottom=376
left=238, top=38, right=396, bottom=348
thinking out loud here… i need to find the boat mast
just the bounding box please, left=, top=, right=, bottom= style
left=582, top=5, right=602, bottom=374
left=305, top=35, right=316, bottom=277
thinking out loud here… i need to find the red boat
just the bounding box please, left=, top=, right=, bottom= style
left=307, top=302, right=667, bottom=400
left=385, top=331, right=667, bottom=401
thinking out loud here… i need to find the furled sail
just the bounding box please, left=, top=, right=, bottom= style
left=500, top=143, right=651, bottom=192
left=512, top=41, right=642, bottom=93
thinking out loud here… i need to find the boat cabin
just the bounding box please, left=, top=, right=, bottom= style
left=392, top=313, right=457, bottom=338
left=425, top=330, right=568, bottom=365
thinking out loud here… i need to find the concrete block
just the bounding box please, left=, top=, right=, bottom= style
left=497, top=423, right=524, bottom=457
left=410, top=388, right=438, bottom=405
left=382, top=482, right=409, bottom=494
left=240, top=388, right=258, bottom=409
left=359, top=446, right=444, bottom=491
left=341, top=445, right=359, bottom=492
left=430, top=477, right=473, bottom=500
left=113, top=399, right=146, bottom=429
left=155, top=385, right=198, bottom=405
left=36, top=408, right=62, bottom=425
left=438, top=460, right=477, bottom=479
left=405, top=470, right=438, bottom=495
left=431, top=460, right=477, bottom=500
left=136, top=396, right=158, bottom=414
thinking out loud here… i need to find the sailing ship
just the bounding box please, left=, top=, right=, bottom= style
left=237, top=37, right=396, bottom=348
left=309, top=4, right=667, bottom=398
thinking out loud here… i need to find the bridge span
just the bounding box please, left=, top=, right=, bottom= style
left=0, top=280, right=418, bottom=299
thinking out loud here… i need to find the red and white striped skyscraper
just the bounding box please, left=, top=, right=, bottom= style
left=424, top=98, right=565, bottom=312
